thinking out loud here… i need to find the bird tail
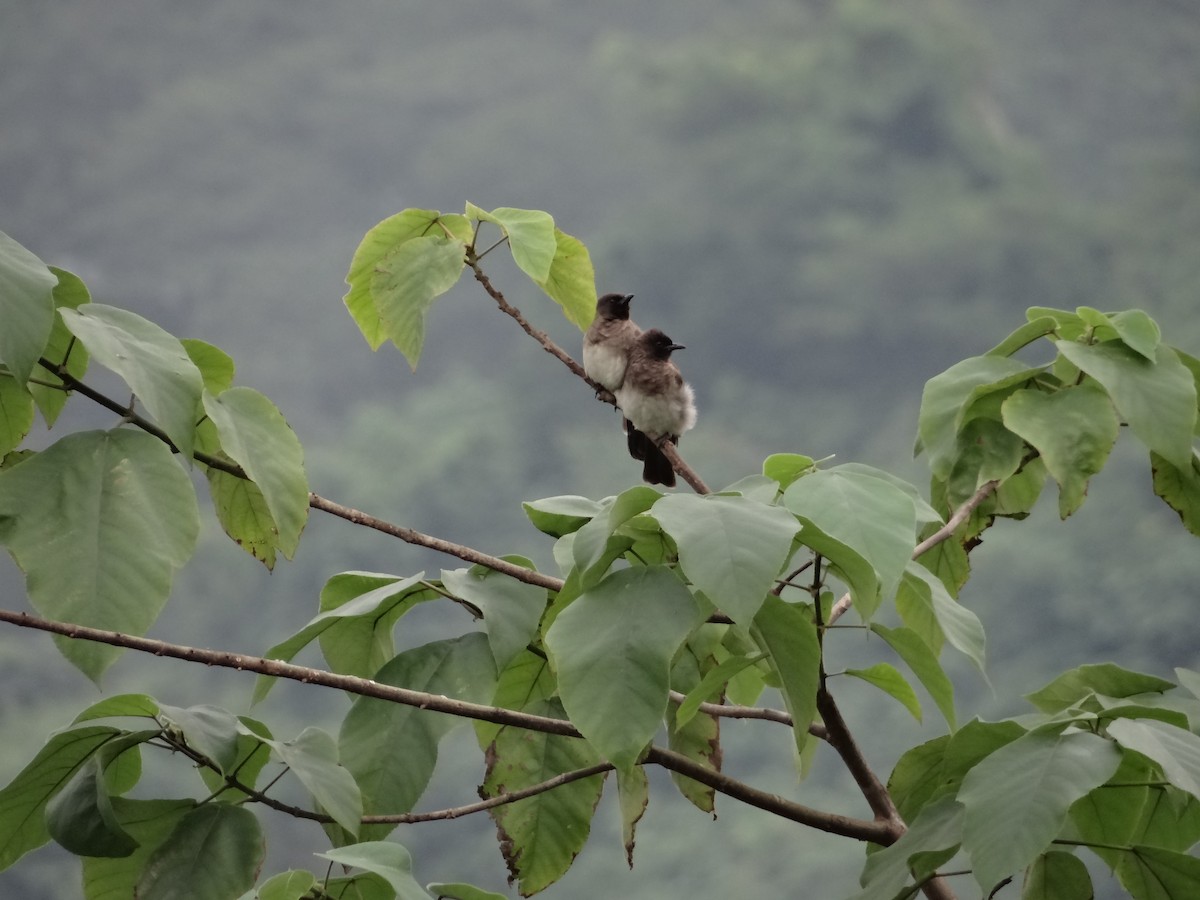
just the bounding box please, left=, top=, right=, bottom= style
left=642, top=442, right=676, bottom=487
left=625, top=420, right=649, bottom=461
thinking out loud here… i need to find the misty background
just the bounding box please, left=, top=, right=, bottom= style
left=3, top=0, right=1200, bottom=897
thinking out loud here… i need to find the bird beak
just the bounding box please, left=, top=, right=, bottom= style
left=670, top=343, right=686, bottom=352
left=624, top=294, right=635, bottom=304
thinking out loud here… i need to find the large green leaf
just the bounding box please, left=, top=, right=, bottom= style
left=653, top=493, right=799, bottom=624
left=135, top=805, right=264, bottom=900
left=784, top=467, right=916, bottom=620
left=479, top=653, right=605, bottom=896
left=850, top=796, right=963, bottom=900
left=521, top=494, right=604, bottom=537
left=0, top=429, right=199, bottom=680
left=1107, top=718, right=1200, bottom=801
left=252, top=870, right=317, bottom=900
left=1002, top=384, right=1120, bottom=517
left=202, top=386, right=307, bottom=560
left=571, top=486, right=661, bottom=587
left=917, top=355, right=1044, bottom=480
left=1057, top=340, right=1197, bottom=470
left=441, top=562, right=547, bottom=671
left=339, top=634, right=496, bottom=836
left=466, top=204, right=557, bottom=282
left=59, top=304, right=204, bottom=463
left=45, top=754, right=139, bottom=858
left=317, top=842, right=431, bottom=900
left=900, top=563, right=987, bottom=675
left=752, top=596, right=820, bottom=756
left=958, top=728, right=1121, bottom=894
left=371, top=234, right=467, bottom=369
left=545, top=566, right=701, bottom=769
left=81, top=798, right=195, bottom=900
left=535, top=228, right=597, bottom=332
left=1021, top=851, right=1092, bottom=900
left=0, top=230, right=56, bottom=385
left=343, top=209, right=470, bottom=349
left=1109, top=309, right=1162, bottom=361
left=0, top=373, right=33, bottom=457
left=269, top=727, right=362, bottom=837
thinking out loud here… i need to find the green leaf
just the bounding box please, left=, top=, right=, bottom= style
left=0, top=429, right=199, bottom=681
left=466, top=205, right=557, bottom=283
left=616, top=765, right=649, bottom=867
left=1120, top=845, right=1200, bottom=900
left=1026, top=664, right=1175, bottom=714
left=844, top=664, right=922, bottom=722
left=0, top=373, right=33, bottom=457
left=535, top=228, right=597, bottom=332
left=59, top=304, right=204, bottom=463
left=917, top=355, right=1044, bottom=480
left=30, top=266, right=92, bottom=427
left=206, top=467, right=279, bottom=569
left=478, top=652, right=606, bottom=895
left=441, top=562, right=547, bottom=671
left=1021, top=851, right=1092, bottom=900
left=653, top=493, right=799, bottom=624
left=426, top=884, right=508, bottom=900
left=255, top=870, right=317, bottom=900
left=752, top=596, right=820, bottom=756
left=182, top=339, right=236, bottom=395
left=986, top=316, right=1057, bottom=358
left=674, top=654, right=763, bottom=728
left=900, top=563, right=987, bottom=677
left=545, top=566, right=701, bottom=769
left=45, top=755, right=138, bottom=857
left=0, top=230, right=57, bottom=385
left=784, top=467, right=917, bottom=619
left=1109, top=309, right=1162, bottom=361
left=319, top=842, right=432, bottom=900
left=81, top=798, right=195, bottom=900
left=1057, top=340, right=1197, bottom=470
left=344, top=209, right=462, bottom=348
left=1027, top=306, right=1086, bottom=341
left=0, top=725, right=122, bottom=870
left=762, top=453, right=815, bottom=489
left=253, top=573, right=433, bottom=703
left=72, top=694, right=162, bottom=724
left=270, top=727, right=363, bottom=837
left=571, top=486, right=661, bottom=586
left=850, top=796, right=963, bottom=900
left=157, top=704, right=242, bottom=774
left=959, top=728, right=1122, bottom=894
left=1107, top=718, right=1200, bottom=801
left=198, top=717, right=273, bottom=803
left=372, top=234, right=467, bottom=369
left=873, top=622, right=957, bottom=728
left=1002, top=384, right=1120, bottom=517
left=202, top=386, right=307, bottom=560
left=1151, top=450, right=1200, bottom=538
left=136, top=805, right=264, bottom=900
left=340, top=634, right=496, bottom=835
left=522, top=495, right=604, bottom=537
left=666, top=639, right=722, bottom=812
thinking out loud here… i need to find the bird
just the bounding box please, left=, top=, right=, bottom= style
left=616, top=329, right=697, bottom=487
left=582, top=292, right=639, bottom=394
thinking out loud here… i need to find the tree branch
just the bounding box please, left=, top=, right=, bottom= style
left=0, top=608, right=888, bottom=842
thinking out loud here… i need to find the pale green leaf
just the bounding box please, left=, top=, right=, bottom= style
left=535, top=228, right=597, bottom=332
left=182, top=339, right=235, bottom=395
left=30, top=266, right=92, bottom=427
left=0, top=230, right=56, bottom=385
left=1026, top=664, right=1174, bottom=714
left=871, top=624, right=954, bottom=729
left=136, top=805, right=263, bottom=900
left=256, top=870, right=317, bottom=900
left=545, top=566, right=701, bottom=769
left=372, top=234, right=466, bottom=369
left=468, top=205, right=556, bottom=283
left=206, top=467, right=278, bottom=569
left=203, top=386, right=307, bottom=559
left=844, top=663, right=923, bottom=722
left=0, top=374, right=33, bottom=457
left=753, top=596, right=820, bottom=755
left=1109, top=309, right=1162, bottom=361
left=0, top=429, right=199, bottom=681
left=653, top=493, right=799, bottom=624
left=986, top=316, right=1057, bottom=358
left=1002, top=385, right=1120, bottom=517
left=59, top=304, right=203, bottom=463
left=959, top=729, right=1121, bottom=894
left=571, top=485, right=660, bottom=586
left=762, top=453, right=815, bottom=489
left=1107, top=718, right=1200, bottom=801
left=522, top=494, right=603, bottom=537
left=72, top=694, right=161, bottom=724
left=157, top=704, right=241, bottom=774
left=270, top=727, right=362, bottom=837
left=674, top=654, right=763, bottom=728
left=1151, top=450, right=1200, bottom=538
left=1057, top=340, right=1197, bottom=470
left=425, top=884, right=508, bottom=900
left=902, top=563, right=987, bottom=676
left=851, top=796, right=963, bottom=900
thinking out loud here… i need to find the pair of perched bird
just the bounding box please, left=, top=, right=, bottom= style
left=582, top=293, right=697, bottom=487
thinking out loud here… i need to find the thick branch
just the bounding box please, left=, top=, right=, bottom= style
left=0, top=608, right=884, bottom=841
left=659, top=439, right=711, bottom=495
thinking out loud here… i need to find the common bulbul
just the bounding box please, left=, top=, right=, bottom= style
left=582, top=293, right=639, bottom=392
left=616, top=329, right=697, bottom=487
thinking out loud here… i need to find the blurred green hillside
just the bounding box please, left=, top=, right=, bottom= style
left=2, top=1, right=1199, bottom=897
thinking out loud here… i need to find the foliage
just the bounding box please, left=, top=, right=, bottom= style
left=1, top=207, right=1200, bottom=900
